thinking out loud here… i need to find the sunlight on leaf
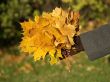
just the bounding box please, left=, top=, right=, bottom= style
left=19, top=7, right=80, bottom=64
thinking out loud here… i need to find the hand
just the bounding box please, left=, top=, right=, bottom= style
left=59, top=35, right=84, bottom=60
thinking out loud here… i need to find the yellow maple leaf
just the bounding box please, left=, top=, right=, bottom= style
left=20, top=7, right=80, bottom=65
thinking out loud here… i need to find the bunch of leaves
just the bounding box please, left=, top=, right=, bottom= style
left=20, top=7, right=80, bottom=64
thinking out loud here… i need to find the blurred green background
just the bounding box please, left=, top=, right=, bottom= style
left=0, top=0, right=110, bottom=82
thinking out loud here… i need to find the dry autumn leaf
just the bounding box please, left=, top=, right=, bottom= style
left=20, top=7, right=80, bottom=65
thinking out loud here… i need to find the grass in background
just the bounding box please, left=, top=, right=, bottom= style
left=0, top=52, right=110, bottom=82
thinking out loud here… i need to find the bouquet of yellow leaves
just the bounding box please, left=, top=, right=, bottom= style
left=20, top=7, right=80, bottom=65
